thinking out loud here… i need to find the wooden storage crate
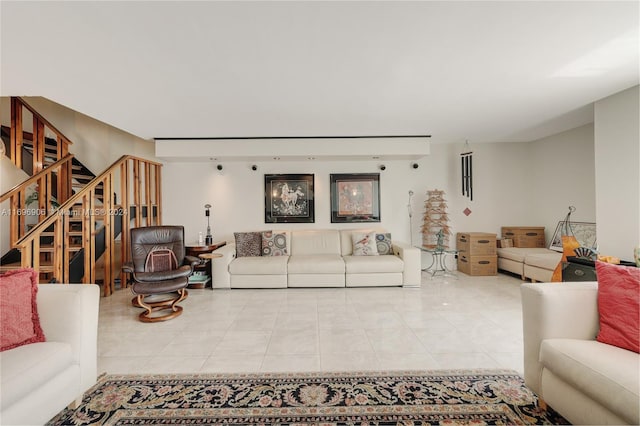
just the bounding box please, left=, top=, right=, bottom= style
left=497, top=238, right=513, bottom=248
left=457, top=253, right=498, bottom=276
left=456, top=232, right=497, bottom=256
left=501, top=227, right=545, bottom=248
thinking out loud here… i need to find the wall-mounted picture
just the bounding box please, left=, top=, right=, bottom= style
left=265, top=174, right=314, bottom=223
left=549, top=221, right=597, bottom=252
left=330, top=173, right=380, bottom=223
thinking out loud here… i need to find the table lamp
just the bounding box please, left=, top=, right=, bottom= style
left=204, top=204, right=213, bottom=244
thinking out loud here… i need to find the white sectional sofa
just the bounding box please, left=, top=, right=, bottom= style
left=0, top=284, right=100, bottom=425
left=521, top=282, right=639, bottom=425
left=497, top=247, right=561, bottom=282
left=212, top=229, right=420, bottom=289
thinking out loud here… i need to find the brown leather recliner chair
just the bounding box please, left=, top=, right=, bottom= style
left=122, top=225, right=200, bottom=322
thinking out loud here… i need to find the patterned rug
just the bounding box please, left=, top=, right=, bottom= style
left=48, top=369, right=569, bottom=425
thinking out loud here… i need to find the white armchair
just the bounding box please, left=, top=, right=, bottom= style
left=521, top=282, right=639, bottom=425
left=0, top=284, right=100, bottom=425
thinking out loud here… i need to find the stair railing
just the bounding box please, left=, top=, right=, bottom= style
left=0, top=154, right=74, bottom=247
left=13, top=155, right=162, bottom=296
left=9, top=97, right=72, bottom=174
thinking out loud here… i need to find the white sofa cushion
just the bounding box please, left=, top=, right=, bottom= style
left=525, top=252, right=561, bottom=269
left=229, top=256, right=289, bottom=275
left=343, top=255, right=404, bottom=273
left=346, top=273, right=403, bottom=287
left=288, top=274, right=345, bottom=287
left=230, top=275, right=288, bottom=288
left=497, top=247, right=556, bottom=262
left=288, top=254, right=345, bottom=274
left=540, top=338, right=640, bottom=425
left=290, top=230, right=341, bottom=255
left=0, top=341, right=74, bottom=410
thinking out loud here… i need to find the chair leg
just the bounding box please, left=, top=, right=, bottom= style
left=135, top=290, right=188, bottom=323
left=538, top=398, right=548, bottom=410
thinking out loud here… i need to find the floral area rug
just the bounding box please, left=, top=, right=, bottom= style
left=47, top=369, right=569, bottom=425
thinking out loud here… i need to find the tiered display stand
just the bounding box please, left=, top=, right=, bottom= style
left=421, top=189, right=451, bottom=249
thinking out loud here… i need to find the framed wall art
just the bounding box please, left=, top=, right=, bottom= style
left=264, top=174, right=314, bottom=223
left=330, top=173, right=380, bottom=223
left=549, top=221, right=597, bottom=252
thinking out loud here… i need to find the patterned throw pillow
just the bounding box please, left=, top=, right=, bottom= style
left=262, top=231, right=288, bottom=256
left=352, top=232, right=379, bottom=256
left=376, top=233, right=393, bottom=255
left=234, top=232, right=263, bottom=257
left=0, top=268, right=46, bottom=352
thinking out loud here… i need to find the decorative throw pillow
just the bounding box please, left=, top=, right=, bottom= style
left=0, top=268, right=46, bottom=351
left=145, top=248, right=178, bottom=272
left=352, top=232, right=379, bottom=256
left=234, top=232, right=263, bottom=257
left=376, top=233, right=393, bottom=255
left=595, top=261, right=640, bottom=353
left=262, top=231, right=288, bottom=256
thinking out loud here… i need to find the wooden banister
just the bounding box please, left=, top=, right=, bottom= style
left=0, top=154, right=74, bottom=247
left=13, top=155, right=163, bottom=295
left=8, top=97, right=73, bottom=174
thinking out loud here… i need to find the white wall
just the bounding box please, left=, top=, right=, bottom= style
left=0, top=97, right=156, bottom=175
left=446, top=142, right=530, bottom=237
left=594, top=85, right=640, bottom=260
left=162, top=158, right=428, bottom=246
left=162, top=125, right=597, bottom=256
left=527, top=124, right=596, bottom=243
left=1, top=95, right=600, bottom=262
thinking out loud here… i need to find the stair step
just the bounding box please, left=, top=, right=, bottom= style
left=23, top=145, right=58, bottom=155
left=72, top=173, right=94, bottom=180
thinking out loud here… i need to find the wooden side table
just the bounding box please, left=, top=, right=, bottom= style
left=185, top=241, right=226, bottom=289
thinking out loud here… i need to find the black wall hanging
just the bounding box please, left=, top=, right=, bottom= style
left=461, top=149, right=473, bottom=201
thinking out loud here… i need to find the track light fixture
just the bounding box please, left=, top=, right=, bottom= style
left=251, top=165, right=257, bottom=171
left=217, top=164, right=223, bottom=171
left=379, top=165, right=386, bottom=171
left=412, top=163, right=419, bottom=169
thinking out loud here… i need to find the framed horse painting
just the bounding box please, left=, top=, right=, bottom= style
left=330, top=173, right=380, bottom=223
left=264, top=174, right=315, bottom=223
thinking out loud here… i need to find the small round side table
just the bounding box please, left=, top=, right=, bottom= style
left=198, top=253, right=223, bottom=260
left=197, top=252, right=223, bottom=289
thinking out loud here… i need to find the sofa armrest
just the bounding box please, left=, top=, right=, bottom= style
left=36, top=284, right=100, bottom=395
left=521, top=282, right=599, bottom=396
left=211, top=243, right=236, bottom=289
left=392, top=241, right=421, bottom=287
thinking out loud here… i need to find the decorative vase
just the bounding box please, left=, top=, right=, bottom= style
left=634, top=245, right=640, bottom=267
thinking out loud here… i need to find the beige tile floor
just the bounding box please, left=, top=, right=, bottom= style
left=98, top=272, right=525, bottom=375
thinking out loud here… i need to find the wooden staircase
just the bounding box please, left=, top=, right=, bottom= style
left=0, top=97, right=162, bottom=296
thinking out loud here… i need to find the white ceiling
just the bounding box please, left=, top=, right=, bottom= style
left=1, top=1, right=638, bottom=144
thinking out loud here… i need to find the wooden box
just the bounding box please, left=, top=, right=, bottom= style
left=456, top=232, right=497, bottom=256
left=497, top=238, right=513, bottom=248
left=501, top=227, right=545, bottom=248
left=457, top=253, right=498, bottom=276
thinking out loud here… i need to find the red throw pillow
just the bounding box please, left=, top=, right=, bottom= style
left=0, top=268, right=46, bottom=351
left=595, top=261, right=640, bottom=353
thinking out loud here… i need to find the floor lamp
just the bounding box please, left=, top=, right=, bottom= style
left=407, top=190, right=414, bottom=246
